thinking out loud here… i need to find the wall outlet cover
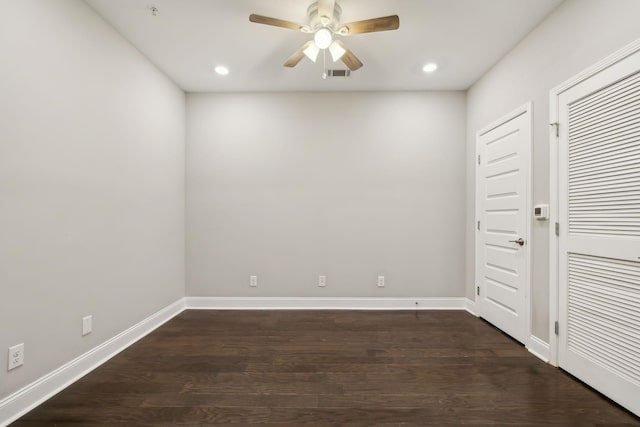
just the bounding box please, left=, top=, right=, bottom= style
left=8, top=343, right=24, bottom=371
left=318, top=275, right=326, bottom=287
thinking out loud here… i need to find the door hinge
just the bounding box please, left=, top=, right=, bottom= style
left=477, top=286, right=480, bottom=296
left=550, top=122, right=559, bottom=138
left=477, top=154, right=481, bottom=165
left=555, top=222, right=560, bottom=236
left=477, top=220, right=480, bottom=231
left=554, top=321, right=559, bottom=335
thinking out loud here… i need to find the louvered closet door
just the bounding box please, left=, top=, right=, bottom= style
left=558, top=48, right=640, bottom=416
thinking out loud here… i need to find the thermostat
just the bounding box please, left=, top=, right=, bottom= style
left=534, top=204, right=549, bottom=220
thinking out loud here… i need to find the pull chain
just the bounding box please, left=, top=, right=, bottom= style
left=322, top=49, right=327, bottom=79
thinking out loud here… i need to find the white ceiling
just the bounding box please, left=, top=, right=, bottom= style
left=85, top=0, right=563, bottom=92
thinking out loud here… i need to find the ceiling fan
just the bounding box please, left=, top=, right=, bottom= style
left=249, top=0, right=399, bottom=73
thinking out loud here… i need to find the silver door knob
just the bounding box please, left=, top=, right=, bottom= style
left=509, top=238, right=525, bottom=246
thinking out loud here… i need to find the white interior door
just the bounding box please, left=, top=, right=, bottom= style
left=476, top=104, right=531, bottom=344
left=557, top=48, right=640, bottom=417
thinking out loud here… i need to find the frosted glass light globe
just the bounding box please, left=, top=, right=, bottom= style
left=314, top=28, right=333, bottom=50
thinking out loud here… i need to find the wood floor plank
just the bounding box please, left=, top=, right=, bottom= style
left=10, top=310, right=640, bottom=426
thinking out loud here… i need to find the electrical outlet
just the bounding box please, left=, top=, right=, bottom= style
left=8, top=343, right=24, bottom=371
left=377, top=275, right=385, bottom=287
left=82, top=315, right=92, bottom=336
left=318, top=275, right=326, bottom=287
left=250, top=275, right=257, bottom=287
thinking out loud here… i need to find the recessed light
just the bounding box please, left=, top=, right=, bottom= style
left=214, top=65, right=229, bottom=76
left=422, top=63, right=438, bottom=73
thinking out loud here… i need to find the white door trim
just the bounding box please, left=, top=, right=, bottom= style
left=548, top=37, right=640, bottom=367
left=475, top=102, right=533, bottom=345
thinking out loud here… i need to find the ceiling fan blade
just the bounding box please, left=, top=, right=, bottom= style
left=340, top=15, right=400, bottom=35
left=249, top=14, right=303, bottom=31
left=335, top=40, right=363, bottom=71
left=284, top=41, right=314, bottom=68
left=318, top=0, right=335, bottom=20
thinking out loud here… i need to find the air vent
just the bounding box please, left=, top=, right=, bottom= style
left=326, top=69, right=351, bottom=78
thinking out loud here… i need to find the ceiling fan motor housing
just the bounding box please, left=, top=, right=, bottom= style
left=307, top=1, right=342, bottom=30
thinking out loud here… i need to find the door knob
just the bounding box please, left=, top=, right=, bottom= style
left=509, top=238, right=525, bottom=246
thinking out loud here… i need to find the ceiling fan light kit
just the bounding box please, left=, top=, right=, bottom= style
left=314, top=28, right=333, bottom=49
left=249, top=0, right=399, bottom=77
left=328, top=41, right=346, bottom=62
left=303, top=43, right=320, bottom=62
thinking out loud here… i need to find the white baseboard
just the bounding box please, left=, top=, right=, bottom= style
left=185, top=296, right=466, bottom=310
left=526, top=335, right=551, bottom=363
left=464, top=298, right=479, bottom=316
left=0, top=299, right=185, bottom=427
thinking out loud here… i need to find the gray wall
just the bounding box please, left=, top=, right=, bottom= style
left=0, top=0, right=185, bottom=399
left=465, top=0, right=640, bottom=341
left=187, top=92, right=466, bottom=298
left=8, top=0, right=640, bottom=405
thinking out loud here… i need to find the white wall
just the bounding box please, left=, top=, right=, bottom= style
left=0, top=0, right=185, bottom=400
left=466, top=0, right=640, bottom=341
left=187, top=92, right=466, bottom=298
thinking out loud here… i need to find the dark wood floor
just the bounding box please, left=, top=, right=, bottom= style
left=12, top=310, right=640, bottom=426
